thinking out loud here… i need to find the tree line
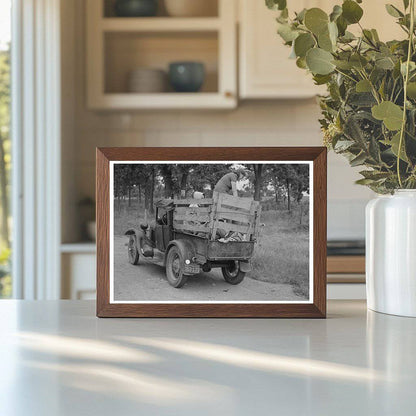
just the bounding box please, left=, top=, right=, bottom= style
left=114, top=163, right=309, bottom=213
left=0, top=47, right=10, bottom=249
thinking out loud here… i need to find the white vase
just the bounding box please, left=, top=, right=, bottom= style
left=366, top=190, right=416, bottom=317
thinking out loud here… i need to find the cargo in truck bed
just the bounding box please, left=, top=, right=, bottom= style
left=172, top=193, right=261, bottom=242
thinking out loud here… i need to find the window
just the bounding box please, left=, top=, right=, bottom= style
left=0, top=0, right=11, bottom=298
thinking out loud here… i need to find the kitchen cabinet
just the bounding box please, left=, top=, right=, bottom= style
left=239, top=0, right=322, bottom=99
left=86, top=0, right=237, bottom=109
left=238, top=0, right=404, bottom=99
left=61, top=244, right=96, bottom=300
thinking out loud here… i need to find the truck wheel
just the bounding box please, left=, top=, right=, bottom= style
left=127, top=235, right=139, bottom=265
left=166, top=246, right=188, bottom=288
left=222, top=262, right=245, bottom=285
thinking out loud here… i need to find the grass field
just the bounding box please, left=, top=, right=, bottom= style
left=114, top=199, right=310, bottom=299
left=250, top=210, right=309, bottom=299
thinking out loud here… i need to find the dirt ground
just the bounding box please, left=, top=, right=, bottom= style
left=113, top=236, right=306, bottom=302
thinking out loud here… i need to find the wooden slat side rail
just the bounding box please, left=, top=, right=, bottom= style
left=220, top=194, right=253, bottom=211
left=173, top=195, right=260, bottom=240
left=210, top=192, right=221, bottom=240
left=173, top=198, right=213, bottom=206
left=174, top=206, right=211, bottom=214
left=174, top=214, right=211, bottom=223
left=215, top=211, right=252, bottom=224
left=173, top=223, right=211, bottom=234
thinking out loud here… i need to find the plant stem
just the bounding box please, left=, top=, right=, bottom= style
left=358, top=69, right=380, bottom=104
left=397, top=0, right=415, bottom=188
left=334, top=68, right=357, bottom=83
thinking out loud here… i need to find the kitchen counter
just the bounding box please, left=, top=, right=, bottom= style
left=0, top=300, right=415, bottom=415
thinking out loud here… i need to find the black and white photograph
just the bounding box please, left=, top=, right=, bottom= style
left=110, top=161, right=313, bottom=303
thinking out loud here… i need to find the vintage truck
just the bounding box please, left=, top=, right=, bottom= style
left=125, top=193, right=261, bottom=288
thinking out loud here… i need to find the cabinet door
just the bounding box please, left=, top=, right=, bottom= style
left=239, top=0, right=320, bottom=99
left=238, top=0, right=403, bottom=99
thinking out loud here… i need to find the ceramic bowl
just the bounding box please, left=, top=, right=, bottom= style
left=168, top=62, right=205, bottom=93
left=114, top=0, right=158, bottom=17
left=127, top=68, right=167, bottom=93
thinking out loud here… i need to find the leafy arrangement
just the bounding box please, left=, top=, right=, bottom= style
left=266, top=0, right=416, bottom=193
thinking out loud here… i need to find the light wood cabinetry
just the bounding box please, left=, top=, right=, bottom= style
left=86, top=0, right=237, bottom=109
left=239, top=0, right=323, bottom=99
left=238, top=0, right=404, bottom=99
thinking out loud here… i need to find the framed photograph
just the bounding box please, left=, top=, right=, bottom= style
left=96, top=147, right=327, bottom=318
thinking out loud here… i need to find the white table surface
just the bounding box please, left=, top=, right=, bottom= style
left=0, top=300, right=415, bottom=416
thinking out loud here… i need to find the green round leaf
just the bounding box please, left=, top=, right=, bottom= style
left=318, top=32, right=333, bottom=52
left=407, top=82, right=416, bottom=99
left=313, top=74, right=331, bottom=85
left=330, top=5, right=343, bottom=22
left=342, top=0, right=363, bottom=24
left=296, top=57, right=307, bottom=69
left=294, top=33, right=315, bottom=57
left=277, top=23, right=299, bottom=42
left=383, top=132, right=409, bottom=162
left=356, top=79, right=372, bottom=92
left=336, top=15, right=348, bottom=36
left=266, top=0, right=287, bottom=11
left=350, top=53, right=368, bottom=69
left=385, top=4, right=403, bottom=18
left=333, top=59, right=353, bottom=70
left=317, top=22, right=338, bottom=52
left=371, top=101, right=403, bottom=130
left=306, top=48, right=335, bottom=75
left=375, top=56, right=395, bottom=70
left=304, top=8, right=329, bottom=35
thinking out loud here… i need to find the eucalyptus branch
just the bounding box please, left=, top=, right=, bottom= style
left=267, top=0, right=416, bottom=193
left=397, top=0, right=415, bottom=187
left=390, top=79, right=398, bottom=101
left=393, top=86, right=404, bottom=103
left=358, top=69, right=381, bottom=104
left=334, top=68, right=358, bottom=83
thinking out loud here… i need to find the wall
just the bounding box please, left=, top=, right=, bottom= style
left=62, top=0, right=374, bottom=243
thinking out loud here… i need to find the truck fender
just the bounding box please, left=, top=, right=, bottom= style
left=125, top=228, right=141, bottom=237
left=165, top=239, right=196, bottom=266
left=125, top=229, right=154, bottom=257
left=239, top=260, right=252, bottom=273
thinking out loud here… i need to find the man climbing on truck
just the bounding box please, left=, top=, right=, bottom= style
left=213, top=167, right=248, bottom=197
left=213, top=167, right=250, bottom=241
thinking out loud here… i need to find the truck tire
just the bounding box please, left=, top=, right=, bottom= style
left=127, top=235, right=140, bottom=265
left=166, top=246, right=188, bottom=288
left=222, top=262, right=245, bottom=285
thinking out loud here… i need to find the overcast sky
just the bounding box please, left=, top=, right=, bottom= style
left=0, top=0, right=11, bottom=50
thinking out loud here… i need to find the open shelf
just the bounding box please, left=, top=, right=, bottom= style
left=103, top=0, right=219, bottom=18
left=104, top=31, right=219, bottom=94
left=91, top=92, right=235, bottom=109
left=86, top=0, right=236, bottom=109
left=101, top=17, right=221, bottom=32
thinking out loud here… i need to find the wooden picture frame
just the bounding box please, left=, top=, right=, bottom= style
left=96, top=147, right=327, bottom=318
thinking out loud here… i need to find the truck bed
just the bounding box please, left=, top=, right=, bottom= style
left=175, top=231, right=255, bottom=261
left=172, top=193, right=261, bottom=242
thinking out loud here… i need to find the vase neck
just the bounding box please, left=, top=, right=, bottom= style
left=395, top=190, right=416, bottom=196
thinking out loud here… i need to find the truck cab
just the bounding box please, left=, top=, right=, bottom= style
left=154, top=202, right=173, bottom=251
